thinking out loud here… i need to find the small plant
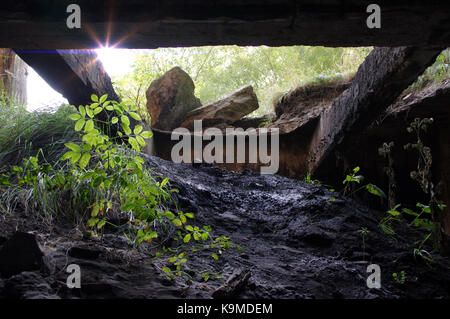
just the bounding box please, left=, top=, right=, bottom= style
left=404, top=117, right=448, bottom=251
left=360, top=228, right=371, bottom=261
left=378, top=141, right=396, bottom=209
left=342, top=166, right=386, bottom=199
left=392, top=270, right=406, bottom=284
left=304, top=172, right=321, bottom=185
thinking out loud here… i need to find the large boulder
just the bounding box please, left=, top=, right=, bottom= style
left=146, top=67, right=201, bottom=131
left=180, top=85, right=259, bottom=130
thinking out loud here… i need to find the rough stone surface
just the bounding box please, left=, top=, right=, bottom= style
left=1, top=155, right=450, bottom=298
left=0, top=232, right=44, bottom=278
left=307, top=46, right=444, bottom=174
left=0, top=1, right=449, bottom=48
left=146, top=67, right=201, bottom=131
left=180, top=85, right=259, bottom=130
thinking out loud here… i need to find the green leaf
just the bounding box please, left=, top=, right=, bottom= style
left=183, top=234, right=191, bottom=243
left=134, top=125, right=143, bottom=135
left=86, top=107, right=94, bottom=118
left=185, top=213, right=194, bottom=219
left=65, top=142, right=81, bottom=152
left=417, top=203, right=431, bottom=213
left=91, top=203, right=100, bottom=217
left=97, top=219, right=106, bottom=229
left=93, top=107, right=103, bottom=115
left=169, top=256, right=177, bottom=263
left=91, top=94, right=99, bottom=102
left=134, top=156, right=144, bottom=164
left=79, top=153, right=91, bottom=169
left=129, top=112, right=142, bottom=121
left=84, top=119, right=95, bottom=132
left=402, top=208, right=419, bottom=217
left=87, top=218, right=98, bottom=227
left=135, top=136, right=146, bottom=147
left=211, top=253, right=219, bottom=261
left=163, top=211, right=175, bottom=220
left=141, top=131, right=153, bottom=139
left=111, top=117, right=119, bottom=124
left=70, top=152, right=82, bottom=165
left=128, top=137, right=140, bottom=151
left=162, top=267, right=171, bottom=273
left=121, top=115, right=130, bottom=126
left=172, top=219, right=182, bottom=227
left=78, top=105, right=86, bottom=117
left=201, top=232, right=209, bottom=241
left=60, top=151, right=73, bottom=161
left=75, top=119, right=85, bottom=131
left=122, top=123, right=132, bottom=136
left=161, top=178, right=169, bottom=187
left=365, top=184, right=386, bottom=198
left=69, top=113, right=81, bottom=120
left=185, top=225, right=194, bottom=231
left=99, top=94, right=108, bottom=104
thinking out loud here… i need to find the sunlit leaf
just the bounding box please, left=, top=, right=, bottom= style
left=134, top=125, right=143, bottom=135
left=75, top=119, right=85, bottom=131
left=183, top=234, right=191, bottom=243
left=99, top=94, right=108, bottom=104
left=121, top=115, right=130, bottom=126
left=129, top=112, right=141, bottom=121
left=365, top=184, right=386, bottom=198
left=79, top=153, right=91, bottom=169
left=69, top=113, right=81, bottom=120
left=65, top=142, right=81, bottom=152
left=78, top=105, right=86, bottom=117
left=172, top=219, right=182, bottom=227
left=141, top=131, right=153, bottom=139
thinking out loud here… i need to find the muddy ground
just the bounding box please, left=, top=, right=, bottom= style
left=1, top=155, right=450, bottom=299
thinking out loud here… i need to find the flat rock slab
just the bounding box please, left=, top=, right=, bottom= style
left=180, top=85, right=259, bottom=130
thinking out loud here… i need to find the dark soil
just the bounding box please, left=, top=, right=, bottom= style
left=1, top=155, right=450, bottom=299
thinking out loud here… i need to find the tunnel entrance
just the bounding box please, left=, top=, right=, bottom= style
left=1, top=1, right=450, bottom=301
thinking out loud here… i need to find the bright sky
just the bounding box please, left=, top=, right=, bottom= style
left=26, top=48, right=139, bottom=111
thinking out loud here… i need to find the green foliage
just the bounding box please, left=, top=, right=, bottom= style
left=0, top=95, right=239, bottom=279
left=304, top=172, right=321, bottom=185
left=0, top=103, right=80, bottom=168
left=405, top=49, right=449, bottom=94
left=341, top=166, right=385, bottom=200
left=404, top=117, right=447, bottom=250
left=112, top=46, right=371, bottom=118
left=392, top=271, right=406, bottom=284
left=377, top=118, right=447, bottom=257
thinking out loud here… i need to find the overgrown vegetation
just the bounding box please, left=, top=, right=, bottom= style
left=0, top=96, right=238, bottom=280
left=0, top=104, right=80, bottom=168
left=113, top=46, right=372, bottom=117
left=405, top=48, right=449, bottom=94
left=378, top=118, right=447, bottom=259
